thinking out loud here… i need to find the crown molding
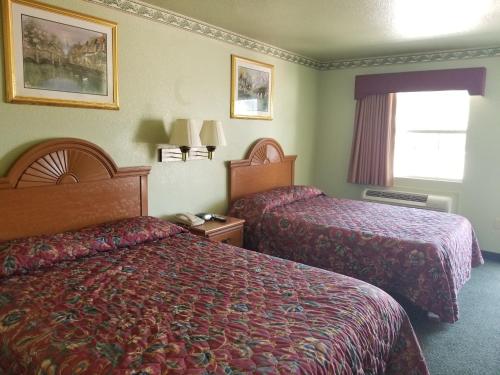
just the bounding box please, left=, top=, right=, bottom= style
left=85, top=0, right=500, bottom=71
left=83, top=0, right=323, bottom=69
left=324, top=46, right=500, bottom=70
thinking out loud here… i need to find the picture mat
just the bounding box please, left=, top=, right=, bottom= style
left=233, top=57, right=273, bottom=118
left=11, top=1, right=115, bottom=104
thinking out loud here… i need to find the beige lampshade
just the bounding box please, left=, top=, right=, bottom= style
left=200, top=120, right=227, bottom=146
left=169, top=119, right=202, bottom=147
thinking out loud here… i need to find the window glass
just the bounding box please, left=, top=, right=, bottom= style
left=394, top=90, right=470, bottom=181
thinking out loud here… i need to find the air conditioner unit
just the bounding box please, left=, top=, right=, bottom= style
left=361, top=189, right=453, bottom=213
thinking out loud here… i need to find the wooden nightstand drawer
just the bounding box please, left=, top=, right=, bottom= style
left=184, top=216, right=245, bottom=248
left=208, top=226, right=243, bottom=247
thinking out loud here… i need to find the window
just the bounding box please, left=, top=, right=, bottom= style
left=393, top=90, right=470, bottom=181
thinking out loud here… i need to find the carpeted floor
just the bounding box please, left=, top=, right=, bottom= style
left=403, top=260, right=500, bottom=375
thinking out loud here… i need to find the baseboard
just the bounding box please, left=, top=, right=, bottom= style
left=482, top=250, right=500, bottom=262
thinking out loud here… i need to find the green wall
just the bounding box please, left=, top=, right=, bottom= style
left=314, top=57, right=500, bottom=253
left=1, top=0, right=498, bottom=253
left=0, top=0, right=319, bottom=216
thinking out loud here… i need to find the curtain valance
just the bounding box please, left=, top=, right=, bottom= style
left=354, top=67, right=486, bottom=100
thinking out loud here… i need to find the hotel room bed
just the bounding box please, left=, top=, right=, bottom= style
left=0, top=216, right=429, bottom=374
left=0, top=138, right=428, bottom=375
left=228, top=139, right=483, bottom=323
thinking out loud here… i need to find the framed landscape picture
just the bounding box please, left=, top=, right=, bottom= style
left=231, top=55, right=273, bottom=120
left=2, top=0, right=118, bottom=109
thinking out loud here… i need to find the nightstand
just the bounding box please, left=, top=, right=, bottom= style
left=186, top=216, right=245, bottom=247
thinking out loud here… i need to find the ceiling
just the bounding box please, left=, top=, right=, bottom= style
left=143, top=0, right=500, bottom=61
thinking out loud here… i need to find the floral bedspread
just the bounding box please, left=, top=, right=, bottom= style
left=0, top=226, right=428, bottom=374
left=229, top=186, right=483, bottom=323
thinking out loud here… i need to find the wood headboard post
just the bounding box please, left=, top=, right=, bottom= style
left=0, top=138, right=151, bottom=241
left=228, top=138, right=297, bottom=204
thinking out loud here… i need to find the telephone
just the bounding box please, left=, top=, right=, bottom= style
left=175, top=213, right=205, bottom=227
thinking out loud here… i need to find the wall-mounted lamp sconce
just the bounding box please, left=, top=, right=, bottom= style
left=168, top=119, right=202, bottom=162
left=159, top=118, right=227, bottom=163
left=200, top=120, right=227, bottom=160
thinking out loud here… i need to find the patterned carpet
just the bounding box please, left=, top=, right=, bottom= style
left=405, top=260, right=500, bottom=375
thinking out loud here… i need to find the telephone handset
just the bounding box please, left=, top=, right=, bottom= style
left=175, top=213, right=205, bottom=227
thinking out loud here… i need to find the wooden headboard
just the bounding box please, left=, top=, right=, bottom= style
left=229, top=138, right=297, bottom=203
left=0, top=138, right=150, bottom=241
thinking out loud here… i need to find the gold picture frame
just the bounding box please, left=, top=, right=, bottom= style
left=2, top=0, right=119, bottom=109
left=231, top=55, right=273, bottom=120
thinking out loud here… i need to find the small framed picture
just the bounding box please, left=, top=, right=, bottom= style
left=231, top=55, right=273, bottom=120
left=2, top=0, right=118, bottom=109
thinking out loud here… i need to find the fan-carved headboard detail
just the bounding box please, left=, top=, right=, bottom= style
left=229, top=138, right=297, bottom=203
left=0, top=138, right=151, bottom=241
left=15, top=149, right=111, bottom=187
left=248, top=139, right=285, bottom=165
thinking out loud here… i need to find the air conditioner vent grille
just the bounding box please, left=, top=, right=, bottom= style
left=362, top=189, right=453, bottom=213
left=365, top=190, right=428, bottom=203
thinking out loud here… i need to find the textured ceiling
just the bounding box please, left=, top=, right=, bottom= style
left=143, top=0, right=500, bottom=61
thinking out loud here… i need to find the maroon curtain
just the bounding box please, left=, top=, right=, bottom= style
left=348, top=93, right=396, bottom=186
